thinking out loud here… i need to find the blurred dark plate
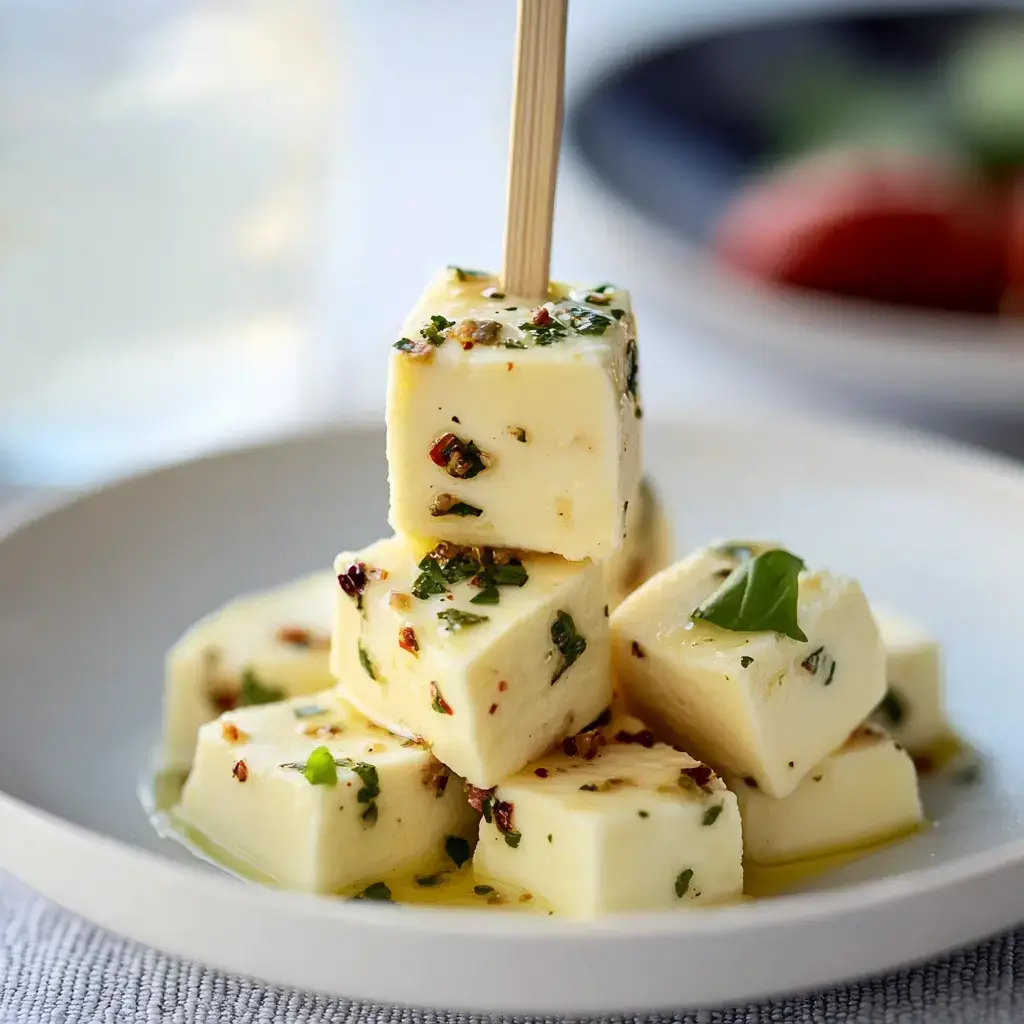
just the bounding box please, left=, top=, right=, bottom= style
left=564, top=2, right=1024, bottom=414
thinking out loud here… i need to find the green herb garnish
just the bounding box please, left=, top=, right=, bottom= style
left=411, top=556, right=450, bottom=600
left=877, top=689, right=906, bottom=726
left=420, top=314, right=454, bottom=346
left=740, top=656, right=754, bottom=668
left=239, top=668, right=285, bottom=706
left=304, top=746, right=338, bottom=786
left=430, top=681, right=453, bottom=715
left=445, top=835, right=471, bottom=868
left=429, top=495, right=484, bottom=518
left=519, top=318, right=567, bottom=345
left=504, top=831, right=522, bottom=849
left=447, top=266, right=486, bottom=281
left=358, top=642, right=379, bottom=681
left=509, top=426, right=528, bottom=442
left=438, top=609, right=490, bottom=631
left=579, top=783, right=599, bottom=792
left=611, top=308, right=625, bottom=321
left=625, top=338, right=640, bottom=418
left=473, top=884, right=495, bottom=896
left=691, top=549, right=808, bottom=642
left=560, top=305, right=614, bottom=336
left=503, top=339, right=528, bottom=350
left=551, top=610, right=587, bottom=683
left=675, top=868, right=694, bottom=898
left=702, top=804, right=723, bottom=827
left=334, top=758, right=379, bottom=823
left=355, top=881, right=392, bottom=901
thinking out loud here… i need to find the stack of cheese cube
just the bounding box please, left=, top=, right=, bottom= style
left=168, top=267, right=942, bottom=916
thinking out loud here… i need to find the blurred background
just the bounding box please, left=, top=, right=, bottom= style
left=4, top=0, right=1024, bottom=490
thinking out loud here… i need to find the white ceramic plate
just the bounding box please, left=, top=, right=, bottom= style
left=3, top=415, right=1024, bottom=1013
left=560, top=0, right=1024, bottom=416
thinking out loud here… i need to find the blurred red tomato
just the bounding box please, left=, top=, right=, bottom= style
left=1002, top=172, right=1024, bottom=315
left=714, top=150, right=1007, bottom=314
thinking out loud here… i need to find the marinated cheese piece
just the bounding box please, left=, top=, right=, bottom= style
left=871, top=607, right=952, bottom=759
left=161, top=572, right=335, bottom=771
left=330, top=535, right=611, bottom=789
left=611, top=542, right=886, bottom=798
left=176, top=691, right=478, bottom=893
left=386, top=268, right=642, bottom=561
left=729, top=723, right=923, bottom=865
left=604, top=476, right=673, bottom=610
left=473, top=716, right=743, bottom=918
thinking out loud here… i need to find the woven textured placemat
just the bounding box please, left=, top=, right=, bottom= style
left=3, top=873, right=1024, bottom=1024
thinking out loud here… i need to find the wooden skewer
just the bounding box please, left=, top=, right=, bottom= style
left=501, top=0, right=569, bottom=299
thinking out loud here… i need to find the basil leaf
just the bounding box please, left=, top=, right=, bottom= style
left=691, top=549, right=808, bottom=642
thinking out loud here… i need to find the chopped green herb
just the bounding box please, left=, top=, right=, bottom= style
left=304, top=746, right=338, bottom=786
left=675, top=868, right=694, bottom=898
left=420, top=314, right=454, bottom=346
left=430, top=681, right=454, bottom=715
left=547, top=834, right=553, bottom=843
left=877, top=689, right=905, bottom=726
left=437, top=608, right=490, bottom=631
left=469, top=584, right=499, bottom=605
left=447, top=265, right=487, bottom=281
left=474, top=884, right=495, bottom=895
left=293, top=704, right=328, bottom=719
left=702, top=804, right=724, bottom=827
left=611, top=307, right=625, bottom=321
left=638, top=810, right=649, bottom=819
left=445, top=835, right=471, bottom=868
left=393, top=337, right=418, bottom=352
left=491, top=560, right=528, bottom=587
left=740, top=656, right=754, bottom=668
left=361, top=802, right=379, bottom=826
left=560, top=305, right=614, bottom=335
left=509, top=426, right=528, bottom=443
left=504, top=831, right=522, bottom=849
left=415, top=874, right=444, bottom=887
left=239, top=668, right=284, bottom=707
left=624, top=338, right=641, bottom=417
left=551, top=610, right=587, bottom=683
left=355, top=881, right=392, bottom=901
left=579, top=783, right=599, bottom=792
left=691, top=548, right=808, bottom=642
left=503, top=339, right=528, bottom=350
left=358, top=642, right=379, bottom=681
left=411, top=555, right=450, bottom=600
left=519, top=316, right=567, bottom=345
left=429, top=494, right=484, bottom=518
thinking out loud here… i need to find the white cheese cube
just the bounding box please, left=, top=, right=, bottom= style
left=330, top=535, right=611, bottom=789
left=604, top=476, right=673, bottom=610
left=162, top=572, right=335, bottom=771
left=176, top=691, right=478, bottom=893
left=729, top=724, right=923, bottom=865
left=872, top=607, right=953, bottom=759
left=611, top=543, right=886, bottom=798
left=473, top=716, right=743, bottom=918
left=386, top=268, right=642, bottom=561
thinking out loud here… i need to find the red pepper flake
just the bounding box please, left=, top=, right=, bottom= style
left=399, top=625, right=419, bottom=656
left=534, top=767, right=549, bottom=778
left=489, top=703, right=498, bottom=715
left=493, top=800, right=515, bottom=835
left=562, top=736, right=578, bottom=757
left=631, top=641, right=646, bottom=659
left=681, top=764, right=713, bottom=787
left=519, top=893, right=533, bottom=903
left=531, top=305, right=552, bottom=327
left=435, top=773, right=449, bottom=797
left=232, top=760, right=249, bottom=782
left=615, top=728, right=656, bottom=748
left=338, top=562, right=369, bottom=604
left=506, top=362, right=515, bottom=372
left=221, top=721, right=249, bottom=744
left=430, top=681, right=454, bottom=715
left=466, top=784, right=495, bottom=814
left=498, top=680, right=508, bottom=692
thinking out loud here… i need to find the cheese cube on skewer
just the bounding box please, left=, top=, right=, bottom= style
left=387, top=268, right=642, bottom=561
left=728, top=724, right=924, bottom=865
left=162, top=572, right=335, bottom=771
left=473, top=717, right=743, bottom=918
left=604, top=476, right=673, bottom=610
left=331, top=535, right=611, bottom=788
left=176, top=691, right=478, bottom=894
left=871, top=607, right=953, bottom=760
left=611, top=543, right=886, bottom=798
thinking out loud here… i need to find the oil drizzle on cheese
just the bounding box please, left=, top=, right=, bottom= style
left=142, top=764, right=929, bottom=915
